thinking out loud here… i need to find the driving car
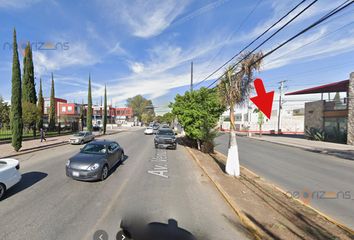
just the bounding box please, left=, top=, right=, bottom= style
left=144, top=127, right=154, bottom=135
left=154, top=128, right=177, bottom=150
left=66, top=140, right=124, bottom=181
left=0, top=158, right=21, bottom=200
left=69, top=131, right=95, bottom=145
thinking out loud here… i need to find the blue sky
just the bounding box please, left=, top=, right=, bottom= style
left=0, top=0, right=353, bottom=114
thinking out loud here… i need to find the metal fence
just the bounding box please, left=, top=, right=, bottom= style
left=0, top=122, right=79, bottom=142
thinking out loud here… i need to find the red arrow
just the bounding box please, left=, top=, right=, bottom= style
left=250, top=78, right=274, bottom=119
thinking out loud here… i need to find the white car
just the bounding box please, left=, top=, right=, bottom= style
left=0, top=158, right=22, bottom=200
left=144, top=127, right=154, bottom=135
left=69, top=131, right=95, bottom=145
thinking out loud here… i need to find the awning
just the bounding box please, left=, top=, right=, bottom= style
left=286, top=79, right=349, bottom=95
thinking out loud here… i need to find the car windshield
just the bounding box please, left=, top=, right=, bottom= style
left=74, top=132, right=85, bottom=137
left=81, top=144, right=106, bottom=154
left=157, top=130, right=174, bottom=135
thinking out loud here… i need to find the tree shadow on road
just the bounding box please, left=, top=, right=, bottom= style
left=2, top=171, right=47, bottom=200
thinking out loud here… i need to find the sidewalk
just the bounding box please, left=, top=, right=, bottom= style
left=0, top=128, right=125, bottom=159
left=248, top=135, right=354, bottom=160
left=185, top=146, right=354, bottom=240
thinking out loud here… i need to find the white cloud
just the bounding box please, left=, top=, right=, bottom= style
left=99, top=0, right=190, bottom=38
left=129, top=62, right=144, bottom=74
left=0, top=0, right=42, bottom=8
left=33, top=42, right=99, bottom=76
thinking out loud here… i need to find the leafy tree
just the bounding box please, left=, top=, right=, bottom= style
left=141, top=112, right=154, bottom=125
left=22, top=101, right=39, bottom=131
left=170, top=87, right=225, bottom=153
left=103, top=84, right=107, bottom=134
left=126, top=95, right=154, bottom=121
left=161, top=112, right=174, bottom=125
left=10, top=29, right=23, bottom=151
left=22, top=42, right=37, bottom=136
left=217, top=51, right=263, bottom=176
left=0, top=96, right=10, bottom=129
left=37, top=78, right=44, bottom=130
left=86, top=75, right=93, bottom=132
left=49, top=73, right=56, bottom=131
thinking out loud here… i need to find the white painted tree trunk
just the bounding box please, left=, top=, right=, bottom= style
left=225, top=129, right=240, bottom=177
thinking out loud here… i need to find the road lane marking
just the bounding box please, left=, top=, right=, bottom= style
left=148, top=148, right=168, bottom=178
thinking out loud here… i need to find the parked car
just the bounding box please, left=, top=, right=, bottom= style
left=66, top=140, right=124, bottom=181
left=154, top=128, right=177, bottom=150
left=144, top=127, right=154, bottom=135
left=92, top=125, right=101, bottom=131
left=69, top=131, right=95, bottom=145
left=152, top=124, right=160, bottom=134
left=0, top=158, right=21, bottom=200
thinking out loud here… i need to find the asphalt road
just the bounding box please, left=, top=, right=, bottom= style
left=0, top=129, right=252, bottom=240
left=215, top=133, right=354, bottom=230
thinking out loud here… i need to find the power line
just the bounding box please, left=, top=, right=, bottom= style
left=263, top=13, right=354, bottom=68
left=195, top=0, right=308, bottom=87
left=207, top=0, right=353, bottom=89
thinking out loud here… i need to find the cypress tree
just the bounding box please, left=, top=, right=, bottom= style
left=86, top=75, right=93, bottom=132
left=11, top=29, right=23, bottom=151
left=22, top=42, right=37, bottom=103
left=37, top=78, right=44, bottom=129
left=49, top=73, right=56, bottom=131
left=103, top=84, right=107, bottom=134
left=22, top=42, right=37, bottom=136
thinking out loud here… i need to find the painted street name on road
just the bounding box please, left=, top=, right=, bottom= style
left=148, top=148, right=168, bottom=178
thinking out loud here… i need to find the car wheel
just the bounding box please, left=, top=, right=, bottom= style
left=101, top=165, right=109, bottom=181
left=80, top=139, right=84, bottom=144
left=173, top=145, right=177, bottom=150
left=154, top=144, right=158, bottom=149
left=120, top=152, right=125, bottom=162
left=0, top=183, right=6, bottom=200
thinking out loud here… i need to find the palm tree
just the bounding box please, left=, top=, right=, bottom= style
left=217, top=51, right=263, bottom=177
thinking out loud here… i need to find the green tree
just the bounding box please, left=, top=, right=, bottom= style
left=126, top=95, right=154, bottom=121
left=141, top=112, right=154, bottom=125
left=0, top=96, right=10, bottom=129
left=10, top=29, right=23, bottom=151
left=217, top=51, right=263, bottom=176
left=170, top=87, right=225, bottom=153
left=49, top=73, right=56, bottom=131
left=22, top=101, right=39, bottom=131
left=22, top=42, right=37, bottom=103
left=79, top=100, right=84, bottom=131
left=103, top=85, right=107, bottom=134
left=161, top=112, right=174, bottom=125
left=37, top=78, right=44, bottom=130
left=22, top=42, right=37, bottom=136
left=253, top=108, right=264, bottom=137
left=86, top=75, right=93, bottom=132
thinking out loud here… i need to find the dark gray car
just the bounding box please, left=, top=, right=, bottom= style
left=154, top=129, right=177, bottom=150
left=66, top=140, right=124, bottom=181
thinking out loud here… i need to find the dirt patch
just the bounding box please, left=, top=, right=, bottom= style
left=186, top=146, right=354, bottom=240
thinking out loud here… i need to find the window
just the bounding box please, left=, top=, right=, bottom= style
left=68, top=106, right=73, bottom=112
left=62, top=106, right=66, bottom=112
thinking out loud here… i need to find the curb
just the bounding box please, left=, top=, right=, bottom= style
left=214, top=150, right=354, bottom=236
left=184, top=146, right=266, bottom=240
left=1, top=130, right=125, bottom=159
left=246, top=137, right=354, bottom=160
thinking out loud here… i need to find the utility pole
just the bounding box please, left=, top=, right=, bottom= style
left=190, top=61, right=193, bottom=92
left=277, top=80, right=287, bottom=134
